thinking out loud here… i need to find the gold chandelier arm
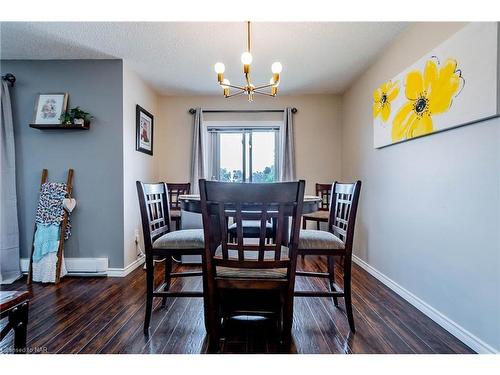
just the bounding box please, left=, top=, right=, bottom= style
left=226, top=89, right=246, bottom=98
left=219, top=83, right=247, bottom=91
left=253, top=90, right=276, bottom=97
left=252, top=83, right=275, bottom=91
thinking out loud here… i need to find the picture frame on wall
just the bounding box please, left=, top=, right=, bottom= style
left=136, top=105, right=154, bottom=156
left=32, top=93, right=68, bottom=124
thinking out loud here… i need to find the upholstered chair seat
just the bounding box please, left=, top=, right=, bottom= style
left=153, top=229, right=205, bottom=249
left=298, top=229, right=344, bottom=250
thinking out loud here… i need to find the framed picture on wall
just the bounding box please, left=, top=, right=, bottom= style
left=32, top=93, right=68, bottom=124
left=136, top=105, right=154, bottom=156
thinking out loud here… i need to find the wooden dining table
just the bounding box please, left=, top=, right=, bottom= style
left=177, top=194, right=321, bottom=263
left=178, top=194, right=322, bottom=215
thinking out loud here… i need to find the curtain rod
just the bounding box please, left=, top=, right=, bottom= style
left=1, top=73, right=16, bottom=87
left=188, top=108, right=297, bottom=114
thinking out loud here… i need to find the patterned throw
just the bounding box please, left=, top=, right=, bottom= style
left=35, top=182, right=71, bottom=239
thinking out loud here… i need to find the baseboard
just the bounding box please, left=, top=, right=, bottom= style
left=107, top=255, right=145, bottom=277
left=352, top=255, right=498, bottom=354
left=20, top=257, right=108, bottom=277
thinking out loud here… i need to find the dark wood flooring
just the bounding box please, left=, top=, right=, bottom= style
left=0, top=256, right=474, bottom=354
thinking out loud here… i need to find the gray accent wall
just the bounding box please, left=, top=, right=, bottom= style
left=1, top=59, right=125, bottom=268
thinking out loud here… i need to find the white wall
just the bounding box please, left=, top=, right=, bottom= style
left=341, top=22, right=500, bottom=352
left=156, top=94, right=342, bottom=195
left=123, top=63, right=159, bottom=267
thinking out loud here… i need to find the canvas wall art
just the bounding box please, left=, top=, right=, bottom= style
left=373, top=22, right=500, bottom=148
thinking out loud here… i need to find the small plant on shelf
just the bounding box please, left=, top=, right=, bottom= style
left=60, top=107, right=93, bottom=126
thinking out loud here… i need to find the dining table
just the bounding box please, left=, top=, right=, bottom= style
left=177, top=194, right=322, bottom=263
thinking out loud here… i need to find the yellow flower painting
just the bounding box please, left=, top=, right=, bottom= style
left=392, top=58, right=463, bottom=142
left=373, top=80, right=400, bottom=122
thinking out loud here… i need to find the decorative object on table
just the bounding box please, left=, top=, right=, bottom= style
left=373, top=22, right=500, bottom=148
left=60, top=106, right=93, bottom=127
left=136, top=105, right=154, bottom=155
left=213, top=21, right=282, bottom=101
left=32, top=93, right=68, bottom=125
left=27, top=169, right=74, bottom=284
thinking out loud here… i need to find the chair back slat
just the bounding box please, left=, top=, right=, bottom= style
left=258, top=205, right=268, bottom=262
left=316, top=183, right=332, bottom=211
left=166, top=183, right=190, bottom=211
left=200, top=180, right=305, bottom=273
left=328, top=181, right=362, bottom=251
left=136, top=182, right=172, bottom=250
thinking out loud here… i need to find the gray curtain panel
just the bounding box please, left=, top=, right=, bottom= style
left=279, top=107, right=296, bottom=182
left=0, top=80, right=21, bottom=284
left=190, top=108, right=206, bottom=194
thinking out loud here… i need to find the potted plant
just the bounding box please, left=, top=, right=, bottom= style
left=60, top=106, right=93, bottom=127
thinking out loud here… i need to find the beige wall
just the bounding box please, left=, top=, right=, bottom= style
left=156, top=94, right=342, bottom=195
left=341, top=22, right=500, bottom=352
left=123, top=63, right=159, bottom=267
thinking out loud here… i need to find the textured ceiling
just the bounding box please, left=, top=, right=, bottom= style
left=1, top=22, right=409, bottom=95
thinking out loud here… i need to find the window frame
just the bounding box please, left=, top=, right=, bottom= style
left=205, top=121, right=282, bottom=183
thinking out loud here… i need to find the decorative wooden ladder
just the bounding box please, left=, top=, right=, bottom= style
left=27, top=169, right=74, bottom=284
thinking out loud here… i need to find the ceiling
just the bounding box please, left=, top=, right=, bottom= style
left=1, top=22, right=409, bottom=95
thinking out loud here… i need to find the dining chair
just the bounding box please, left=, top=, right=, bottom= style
left=199, top=179, right=305, bottom=351
left=296, top=181, right=361, bottom=332
left=166, top=182, right=191, bottom=231
left=302, top=183, right=331, bottom=230
left=137, top=181, right=204, bottom=334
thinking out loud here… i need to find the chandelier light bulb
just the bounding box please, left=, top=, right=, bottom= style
left=214, top=62, right=225, bottom=74
left=221, top=79, right=230, bottom=88
left=271, top=62, right=283, bottom=74
left=241, top=52, right=253, bottom=65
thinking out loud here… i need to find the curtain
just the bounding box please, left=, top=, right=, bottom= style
left=190, top=108, right=207, bottom=194
left=279, top=107, right=296, bottom=181
left=0, top=80, right=21, bottom=284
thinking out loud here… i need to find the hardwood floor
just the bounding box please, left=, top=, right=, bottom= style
left=0, top=256, right=474, bottom=354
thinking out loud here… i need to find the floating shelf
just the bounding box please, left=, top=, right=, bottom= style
left=29, top=123, right=90, bottom=130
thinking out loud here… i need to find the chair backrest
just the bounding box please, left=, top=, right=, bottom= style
left=166, top=183, right=191, bottom=211
left=328, top=181, right=362, bottom=252
left=199, top=180, right=305, bottom=276
left=316, top=183, right=332, bottom=211
left=136, top=181, right=172, bottom=251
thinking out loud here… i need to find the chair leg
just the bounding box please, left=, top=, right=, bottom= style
left=281, top=293, right=294, bottom=347
left=144, top=254, right=154, bottom=334
left=302, top=218, right=307, bottom=229
left=343, top=256, right=355, bottom=333
left=161, top=256, right=173, bottom=307
left=327, top=256, right=339, bottom=307
left=316, top=220, right=320, bottom=230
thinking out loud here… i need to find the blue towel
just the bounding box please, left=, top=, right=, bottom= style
left=33, top=223, right=60, bottom=262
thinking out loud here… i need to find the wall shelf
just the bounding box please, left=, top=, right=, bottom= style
left=29, top=123, right=90, bottom=130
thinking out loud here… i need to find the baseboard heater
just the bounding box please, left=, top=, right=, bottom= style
left=20, top=257, right=109, bottom=277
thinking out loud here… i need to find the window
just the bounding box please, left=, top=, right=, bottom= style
left=207, top=122, right=280, bottom=183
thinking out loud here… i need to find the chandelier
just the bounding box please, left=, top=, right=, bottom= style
left=214, top=21, right=282, bottom=101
